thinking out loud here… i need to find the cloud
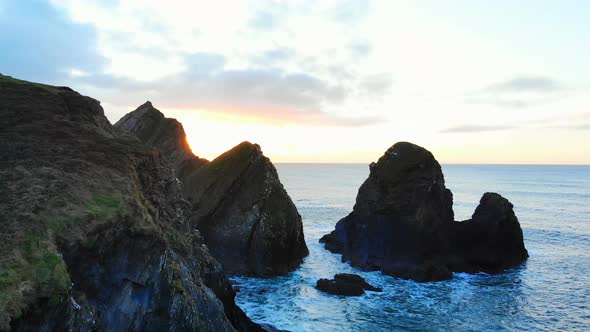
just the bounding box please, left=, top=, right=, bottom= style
left=184, top=53, right=226, bottom=78
left=360, top=74, right=393, bottom=95
left=329, top=0, right=370, bottom=23
left=483, top=76, right=562, bottom=93
left=78, top=52, right=380, bottom=127
left=2, top=0, right=385, bottom=128
left=250, top=11, right=276, bottom=30
left=440, top=125, right=515, bottom=133
left=576, top=112, right=590, bottom=121
left=348, top=41, right=372, bottom=58
left=251, top=48, right=294, bottom=65
left=539, top=112, right=590, bottom=130
left=0, top=0, right=106, bottom=83
left=466, top=75, right=567, bottom=108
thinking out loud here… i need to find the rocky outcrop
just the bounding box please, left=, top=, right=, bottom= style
left=115, top=101, right=208, bottom=181
left=116, top=103, right=308, bottom=276
left=316, top=274, right=382, bottom=296
left=0, top=74, right=267, bottom=331
left=449, top=193, right=529, bottom=273
left=320, top=142, right=528, bottom=282
left=182, top=142, right=308, bottom=276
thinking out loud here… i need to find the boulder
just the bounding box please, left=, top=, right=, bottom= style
left=321, top=142, right=528, bottom=282
left=316, top=273, right=382, bottom=296
left=115, top=103, right=308, bottom=276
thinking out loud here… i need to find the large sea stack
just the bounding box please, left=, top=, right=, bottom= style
left=116, top=103, right=308, bottom=276
left=320, top=142, right=528, bottom=282
left=0, top=74, right=268, bottom=331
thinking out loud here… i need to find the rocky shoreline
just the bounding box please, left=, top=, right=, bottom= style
left=1, top=74, right=528, bottom=330
left=0, top=74, right=295, bottom=331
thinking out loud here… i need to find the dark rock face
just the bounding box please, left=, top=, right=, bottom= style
left=115, top=101, right=208, bottom=181
left=316, top=274, right=382, bottom=296
left=116, top=104, right=308, bottom=276
left=183, top=142, right=309, bottom=276
left=321, top=142, right=528, bottom=282
left=0, top=74, right=265, bottom=331
left=449, top=193, right=529, bottom=273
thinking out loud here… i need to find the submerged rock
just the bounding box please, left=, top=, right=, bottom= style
left=316, top=273, right=382, bottom=296
left=320, top=142, right=528, bottom=282
left=0, top=74, right=267, bottom=331
left=116, top=103, right=308, bottom=276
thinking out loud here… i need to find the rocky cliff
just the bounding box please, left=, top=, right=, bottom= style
left=320, top=142, right=528, bottom=282
left=0, top=74, right=266, bottom=331
left=182, top=141, right=309, bottom=276
left=116, top=104, right=308, bottom=276
left=115, top=101, right=208, bottom=181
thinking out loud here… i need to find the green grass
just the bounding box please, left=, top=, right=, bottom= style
left=0, top=192, right=122, bottom=328
left=169, top=259, right=195, bottom=305
left=85, top=192, right=123, bottom=219
left=0, top=236, right=70, bottom=329
left=170, top=260, right=186, bottom=294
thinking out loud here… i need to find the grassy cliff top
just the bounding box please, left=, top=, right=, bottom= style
left=0, top=75, right=193, bottom=328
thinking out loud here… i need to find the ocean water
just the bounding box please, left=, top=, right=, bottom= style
left=232, top=164, right=590, bottom=331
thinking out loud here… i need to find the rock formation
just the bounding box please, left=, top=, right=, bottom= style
left=316, top=274, right=382, bottom=296
left=115, top=101, right=208, bottom=181
left=0, top=74, right=269, bottom=331
left=116, top=103, right=308, bottom=276
left=181, top=142, right=309, bottom=276
left=320, top=142, right=528, bottom=282
left=449, top=192, right=529, bottom=273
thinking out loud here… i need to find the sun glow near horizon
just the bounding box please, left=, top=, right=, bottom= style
left=2, top=0, right=589, bottom=164
left=161, top=105, right=590, bottom=165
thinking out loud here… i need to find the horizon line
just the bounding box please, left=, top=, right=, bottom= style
left=273, top=162, right=590, bottom=166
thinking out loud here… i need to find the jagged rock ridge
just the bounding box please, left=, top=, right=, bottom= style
left=116, top=103, right=308, bottom=276
left=320, top=141, right=528, bottom=282
left=183, top=141, right=309, bottom=276
left=115, top=101, right=208, bottom=181
left=0, top=74, right=266, bottom=331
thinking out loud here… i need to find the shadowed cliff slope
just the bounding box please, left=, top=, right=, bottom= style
left=183, top=141, right=309, bottom=276
left=116, top=104, right=308, bottom=276
left=0, top=74, right=266, bottom=331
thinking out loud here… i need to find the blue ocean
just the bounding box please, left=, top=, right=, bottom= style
left=231, top=164, right=590, bottom=331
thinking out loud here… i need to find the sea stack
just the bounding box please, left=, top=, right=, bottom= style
left=449, top=192, right=529, bottom=274
left=320, top=142, right=528, bottom=282
left=0, top=74, right=264, bottom=331
left=116, top=103, right=308, bottom=276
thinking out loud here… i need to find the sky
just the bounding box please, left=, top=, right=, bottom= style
left=1, top=0, right=589, bottom=164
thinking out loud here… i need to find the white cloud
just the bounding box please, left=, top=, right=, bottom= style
left=6, top=0, right=589, bottom=163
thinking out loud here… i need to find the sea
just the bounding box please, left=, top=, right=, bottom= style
left=231, top=164, right=590, bottom=331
